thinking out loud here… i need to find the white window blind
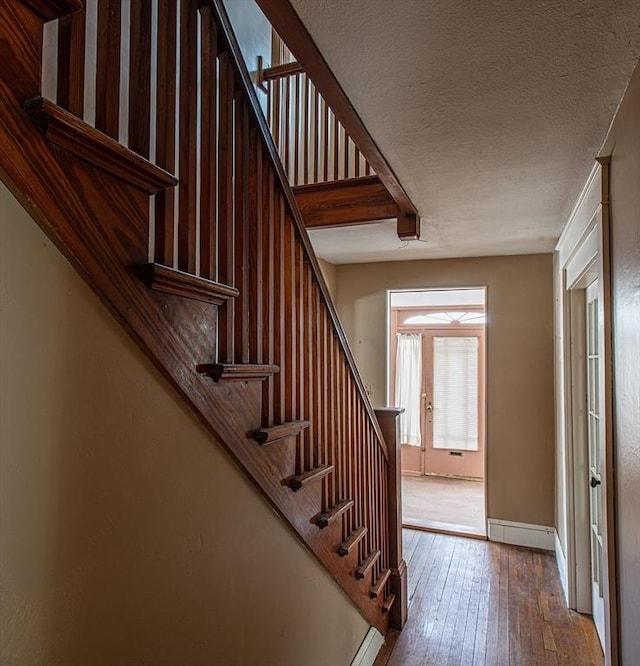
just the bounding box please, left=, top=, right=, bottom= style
left=433, top=337, right=479, bottom=451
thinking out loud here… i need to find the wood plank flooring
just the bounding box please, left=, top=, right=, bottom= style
left=375, top=530, right=603, bottom=666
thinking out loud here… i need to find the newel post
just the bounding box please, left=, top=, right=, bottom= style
left=375, top=407, right=407, bottom=630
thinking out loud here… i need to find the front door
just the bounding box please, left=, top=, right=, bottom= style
left=586, top=280, right=605, bottom=646
left=396, top=325, right=485, bottom=478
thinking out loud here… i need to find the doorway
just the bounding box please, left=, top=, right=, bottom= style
left=388, top=288, right=487, bottom=537
left=557, top=157, right=616, bottom=662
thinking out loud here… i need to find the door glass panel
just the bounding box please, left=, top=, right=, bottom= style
left=432, top=336, right=478, bottom=450
left=586, top=286, right=605, bottom=639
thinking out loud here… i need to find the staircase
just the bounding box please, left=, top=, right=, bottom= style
left=0, top=0, right=407, bottom=634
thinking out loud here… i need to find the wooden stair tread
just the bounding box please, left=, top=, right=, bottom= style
left=315, top=499, right=353, bottom=529
left=23, top=0, right=83, bottom=20
left=253, top=420, right=310, bottom=445
left=288, top=464, right=333, bottom=491
left=24, top=97, right=177, bottom=194
left=138, top=263, right=239, bottom=304
left=198, top=364, right=279, bottom=382
left=339, top=526, right=367, bottom=556
left=356, top=549, right=381, bottom=580
left=370, top=568, right=391, bottom=599
left=382, top=594, right=396, bottom=614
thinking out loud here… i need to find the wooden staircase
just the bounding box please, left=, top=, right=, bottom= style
left=0, top=0, right=407, bottom=635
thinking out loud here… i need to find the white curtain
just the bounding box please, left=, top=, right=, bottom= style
left=395, top=334, right=422, bottom=446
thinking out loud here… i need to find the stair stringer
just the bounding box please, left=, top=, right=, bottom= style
left=0, top=0, right=390, bottom=634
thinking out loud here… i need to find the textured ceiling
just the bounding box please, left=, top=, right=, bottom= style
left=290, top=0, right=640, bottom=263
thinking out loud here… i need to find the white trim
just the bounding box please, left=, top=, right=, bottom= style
left=556, top=162, right=602, bottom=265
left=565, top=223, right=598, bottom=289
left=555, top=530, right=570, bottom=604
left=568, top=289, right=592, bottom=614
left=350, top=626, right=384, bottom=666
left=487, top=519, right=555, bottom=550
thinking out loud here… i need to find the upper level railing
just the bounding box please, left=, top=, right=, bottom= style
left=33, top=0, right=398, bottom=627
left=264, top=64, right=373, bottom=187
left=263, top=30, right=373, bottom=187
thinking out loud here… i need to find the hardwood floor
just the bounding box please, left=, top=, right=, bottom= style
left=375, top=530, right=603, bottom=666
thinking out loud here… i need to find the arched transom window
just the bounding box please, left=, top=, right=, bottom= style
left=403, top=311, right=486, bottom=325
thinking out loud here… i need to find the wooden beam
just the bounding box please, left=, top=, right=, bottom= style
left=293, top=175, right=396, bottom=229
left=397, top=210, right=420, bottom=241
left=256, top=0, right=419, bottom=222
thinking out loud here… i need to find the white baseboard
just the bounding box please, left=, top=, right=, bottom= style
left=351, top=626, right=384, bottom=666
left=487, top=518, right=554, bottom=551
left=554, top=530, right=569, bottom=604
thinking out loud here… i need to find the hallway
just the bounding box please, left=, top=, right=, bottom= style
left=376, top=531, right=602, bottom=666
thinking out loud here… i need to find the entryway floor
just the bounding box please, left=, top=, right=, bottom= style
left=402, top=475, right=486, bottom=536
left=375, top=531, right=604, bottom=666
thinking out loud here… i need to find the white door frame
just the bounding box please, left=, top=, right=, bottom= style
left=556, top=157, right=617, bottom=664
left=385, top=287, right=488, bottom=535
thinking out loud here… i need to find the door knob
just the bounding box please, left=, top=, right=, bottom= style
left=590, top=475, right=601, bottom=488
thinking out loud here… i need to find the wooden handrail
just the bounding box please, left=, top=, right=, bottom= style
left=263, top=61, right=304, bottom=80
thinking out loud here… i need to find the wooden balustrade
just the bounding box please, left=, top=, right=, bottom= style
left=24, top=0, right=402, bottom=631
left=265, top=67, right=373, bottom=186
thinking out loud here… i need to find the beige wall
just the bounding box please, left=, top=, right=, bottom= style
left=602, top=62, right=640, bottom=665
left=318, top=258, right=338, bottom=302
left=0, top=183, right=368, bottom=666
left=335, top=254, right=555, bottom=526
